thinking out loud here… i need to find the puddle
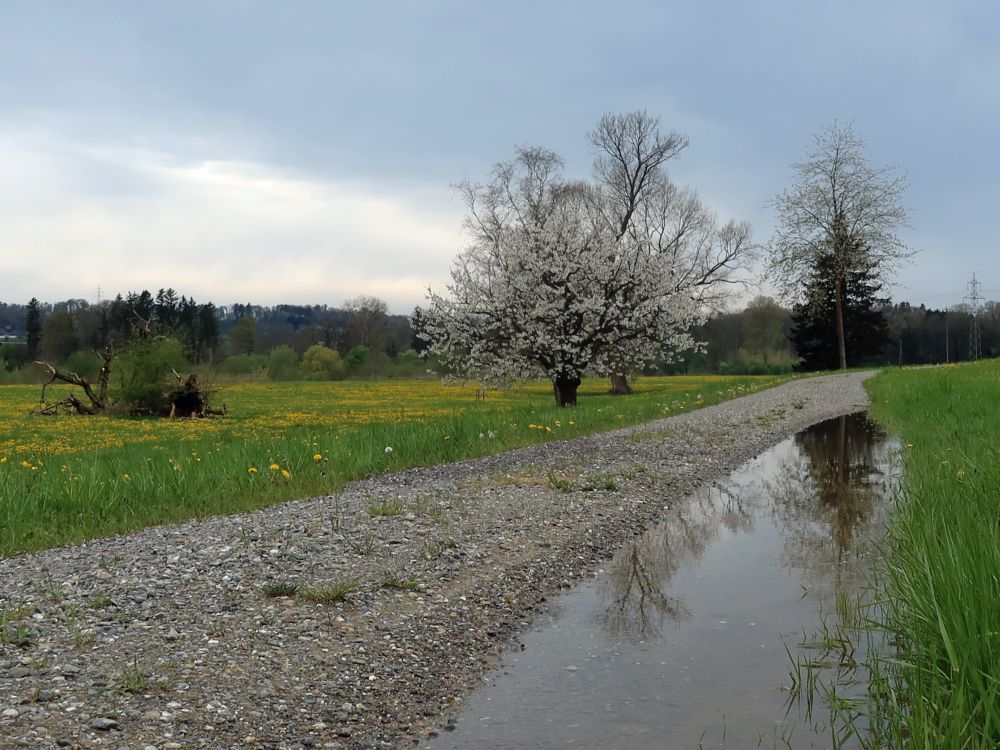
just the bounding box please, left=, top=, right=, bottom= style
left=426, top=412, right=899, bottom=749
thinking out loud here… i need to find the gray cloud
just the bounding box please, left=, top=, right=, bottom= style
left=1, top=1, right=998, bottom=309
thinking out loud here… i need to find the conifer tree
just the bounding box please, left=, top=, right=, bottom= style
left=790, top=253, right=889, bottom=370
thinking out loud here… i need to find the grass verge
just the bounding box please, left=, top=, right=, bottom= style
left=859, top=360, right=1000, bottom=748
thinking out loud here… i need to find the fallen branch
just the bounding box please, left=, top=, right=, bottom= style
left=35, top=361, right=106, bottom=413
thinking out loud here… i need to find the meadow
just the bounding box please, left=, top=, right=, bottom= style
left=0, top=374, right=789, bottom=557
left=859, top=360, right=1000, bottom=748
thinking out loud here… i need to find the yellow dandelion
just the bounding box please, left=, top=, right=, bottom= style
left=313, top=453, right=323, bottom=461
left=248, top=467, right=258, bottom=474
left=270, top=463, right=280, bottom=471
left=281, top=469, right=291, bottom=479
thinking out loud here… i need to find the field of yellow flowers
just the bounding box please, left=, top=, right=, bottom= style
left=0, top=374, right=788, bottom=556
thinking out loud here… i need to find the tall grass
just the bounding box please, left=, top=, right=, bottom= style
left=863, top=360, right=1000, bottom=747
left=0, top=374, right=790, bottom=557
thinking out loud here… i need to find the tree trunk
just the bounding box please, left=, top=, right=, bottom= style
left=608, top=373, right=632, bottom=395
left=552, top=374, right=581, bottom=407
left=834, top=276, right=848, bottom=370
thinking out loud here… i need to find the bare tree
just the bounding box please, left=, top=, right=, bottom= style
left=343, top=295, right=390, bottom=352
left=767, top=122, right=912, bottom=370
left=590, top=112, right=755, bottom=393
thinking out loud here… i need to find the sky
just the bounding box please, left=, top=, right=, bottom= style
left=2, top=1, right=998, bottom=314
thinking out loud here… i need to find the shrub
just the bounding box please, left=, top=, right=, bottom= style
left=267, top=345, right=300, bottom=381
left=63, top=350, right=103, bottom=380
left=220, top=354, right=268, bottom=375
left=114, top=338, right=188, bottom=413
left=0, top=343, right=29, bottom=372
left=300, top=345, right=346, bottom=380
left=344, top=345, right=369, bottom=372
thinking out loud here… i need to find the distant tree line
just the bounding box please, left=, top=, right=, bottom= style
left=0, top=291, right=420, bottom=383
left=2, top=287, right=996, bottom=384
left=674, top=295, right=999, bottom=375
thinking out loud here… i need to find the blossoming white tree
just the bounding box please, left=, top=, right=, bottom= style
left=416, top=113, right=754, bottom=406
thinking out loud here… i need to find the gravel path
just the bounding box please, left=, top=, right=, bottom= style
left=0, top=372, right=873, bottom=750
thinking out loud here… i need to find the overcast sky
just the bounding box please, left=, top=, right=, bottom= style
left=2, top=1, right=998, bottom=313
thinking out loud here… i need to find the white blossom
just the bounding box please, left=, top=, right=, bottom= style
left=415, top=113, right=754, bottom=405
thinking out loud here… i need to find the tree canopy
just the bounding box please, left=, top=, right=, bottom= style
left=417, top=112, right=754, bottom=405
left=767, top=122, right=911, bottom=369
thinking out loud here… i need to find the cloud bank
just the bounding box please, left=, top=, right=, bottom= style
left=0, top=130, right=463, bottom=313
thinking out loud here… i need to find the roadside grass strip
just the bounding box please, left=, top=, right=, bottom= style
left=862, top=360, right=1000, bottom=748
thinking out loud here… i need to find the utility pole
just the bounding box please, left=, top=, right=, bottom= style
left=945, top=314, right=949, bottom=363
left=966, top=273, right=984, bottom=361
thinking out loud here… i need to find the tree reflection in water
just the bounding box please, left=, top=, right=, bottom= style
left=769, top=412, right=898, bottom=592
left=598, top=484, right=754, bottom=640
left=596, top=412, right=898, bottom=640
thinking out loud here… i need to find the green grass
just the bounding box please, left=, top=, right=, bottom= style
left=298, top=581, right=358, bottom=604
left=860, top=360, right=1000, bottom=748
left=0, top=374, right=794, bottom=557
left=262, top=581, right=300, bottom=598
left=367, top=497, right=406, bottom=517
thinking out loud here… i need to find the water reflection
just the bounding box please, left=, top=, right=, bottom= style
left=772, top=413, right=898, bottom=591
left=598, top=485, right=753, bottom=639
left=597, top=412, right=897, bottom=640
left=427, top=412, right=899, bottom=750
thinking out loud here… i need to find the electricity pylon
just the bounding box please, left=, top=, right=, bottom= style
left=966, top=273, right=983, bottom=361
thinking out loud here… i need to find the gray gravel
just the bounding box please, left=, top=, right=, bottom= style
left=0, top=372, right=873, bottom=749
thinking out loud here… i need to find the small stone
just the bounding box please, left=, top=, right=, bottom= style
left=91, top=716, right=119, bottom=730
left=2, top=708, right=18, bottom=718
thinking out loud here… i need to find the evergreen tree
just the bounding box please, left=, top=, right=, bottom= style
left=791, top=253, right=889, bottom=371
left=197, top=303, right=220, bottom=361
left=25, top=298, right=42, bottom=360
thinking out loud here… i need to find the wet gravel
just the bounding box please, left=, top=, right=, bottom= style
left=0, top=372, right=872, bottom=749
